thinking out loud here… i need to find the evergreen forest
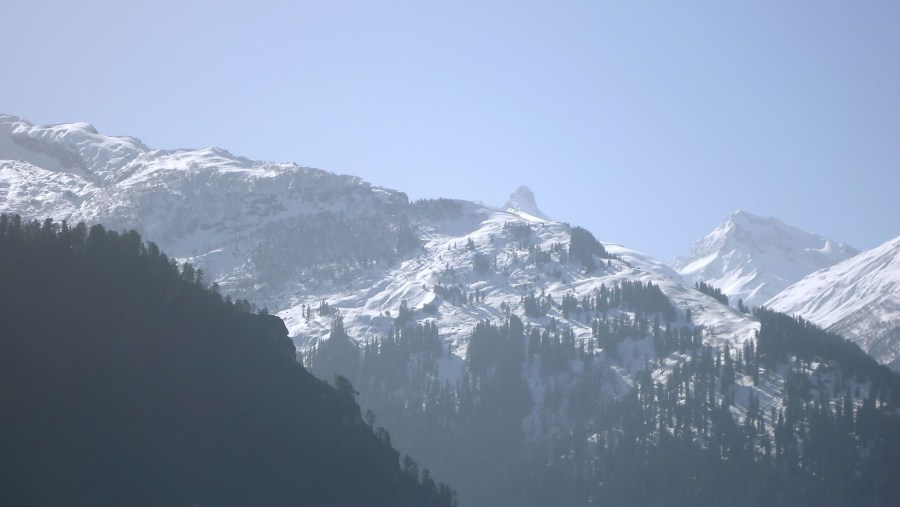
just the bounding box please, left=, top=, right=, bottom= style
left=307, top=272, right=900, bottom=506
left=0, top=215, right=455, bottom=507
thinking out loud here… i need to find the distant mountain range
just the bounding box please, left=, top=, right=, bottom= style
left=6, top=113, right=888, bottom=351
left=2, top=111, right=896, bottom=374
left=0, top=113, right=756, bottom=354
left=3, top=113, right=899, bottom=506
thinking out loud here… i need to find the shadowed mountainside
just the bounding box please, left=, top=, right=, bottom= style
left=0, top=214, right=455, bottom=507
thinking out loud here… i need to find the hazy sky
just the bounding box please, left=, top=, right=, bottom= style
left=2, top=1, right=898, bottom=261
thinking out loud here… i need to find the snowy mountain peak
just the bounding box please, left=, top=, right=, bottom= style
left=727, top=209, right=778, bottom=228
left=720, top=210, right=802, bottom=244
left=2, top=115, right=760, bottom=359
left=767, top=235, right=900, bottom=370
left=0, top=113, right=149, bottom=182
left=62, top=121, right=99, bottom=135
left=504, top=185, right=550, bottom=221
left=673, top=210, right=857, bottom=308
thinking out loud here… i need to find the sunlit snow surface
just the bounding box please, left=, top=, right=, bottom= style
left=280, top=203, right=759, bottom=357
left=1, top=113, right=405, bottom=299
left=673, top=210, right=858, bottom=308
left=767, top=236, right=900, bottom=370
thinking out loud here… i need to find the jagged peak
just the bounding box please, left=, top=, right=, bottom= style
left=723, top=209, right=787, bottom=229
left=674, top=210, right=859, bottom=308
left=504, top=185, right=550, bottom=221
left=704, top=210, right=825, bottom=249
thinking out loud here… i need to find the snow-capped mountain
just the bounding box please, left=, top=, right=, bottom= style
left=504, top=185, right=550, bottom=221
left=767, top=235, right=900, bottom=370
left=673, top=210, right=858, bottom=308
left=2, top=113, right=749, bottom=343
left=0, top=113, right=414, bottom=306
left=4, top=113, right=895, bottom=506
left=1, top=111, right=764, bottom=407
left=283, top=199, right=759, bottom=362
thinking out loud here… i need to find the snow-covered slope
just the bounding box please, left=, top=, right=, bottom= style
left=673, top=210, right=858, bottom=308
left=1, top=112, right=765, bottom=382
left=2, top=114, right=753, bottom=342
left=767, top=235, right=900, bottom=370
left=0, top=113, right=148, bottom=184
left=282, top=202, right=759, bottom=359
left=1, top=114, right=413, bottom=305
left=282, top=198, right=769, bottom=440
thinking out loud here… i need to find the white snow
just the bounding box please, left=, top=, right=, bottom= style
left=673, top=210, right=858, bottom=308
left=767, top=235, right=900, bottom=369
left=278, top=201, right=761, bottom=394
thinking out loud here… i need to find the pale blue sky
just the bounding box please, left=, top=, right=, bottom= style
left=2, top=1, right=898, bottom=261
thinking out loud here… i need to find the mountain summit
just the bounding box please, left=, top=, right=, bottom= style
left=0, top=114, right=148, bottom=183
left=673, top=210, right=857, bottom=308
left=504, top=185, right=550, bottom=220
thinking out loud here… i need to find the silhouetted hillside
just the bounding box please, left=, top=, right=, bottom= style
left=0, top=214, right=455, bottom=507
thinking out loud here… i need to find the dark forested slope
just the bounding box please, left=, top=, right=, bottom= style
left=0, top=215, right=454, bottom=507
